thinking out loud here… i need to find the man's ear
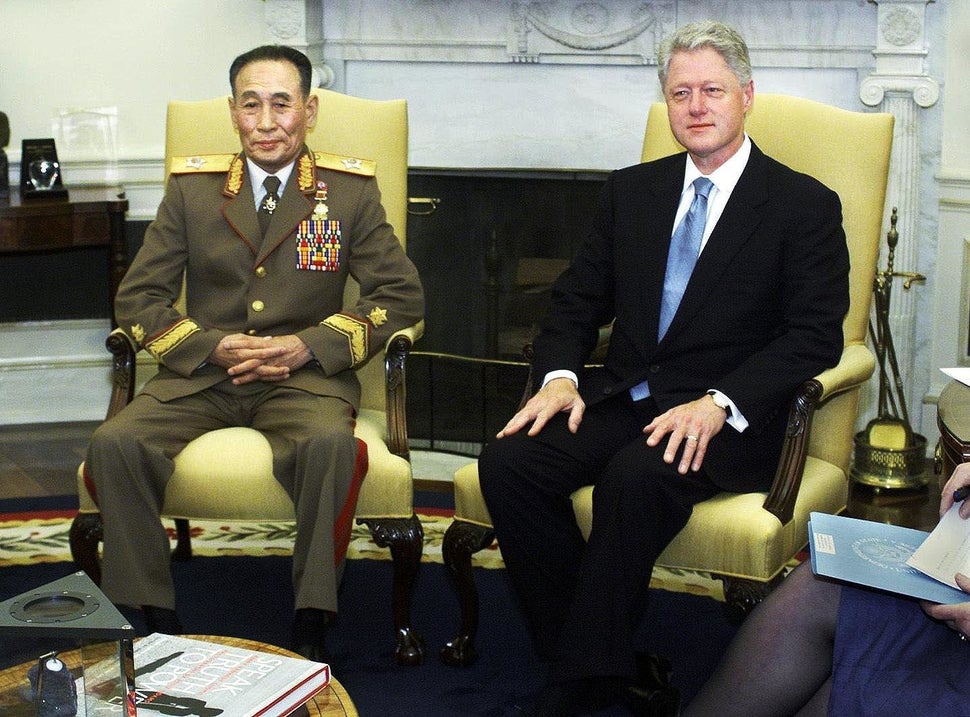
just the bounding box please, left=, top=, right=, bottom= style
left=228, top=95, right=240, bottom=132
left=305, top=93, right=319, bottom=130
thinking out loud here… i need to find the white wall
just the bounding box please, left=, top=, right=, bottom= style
left=0, top=0, right=266, bottom=162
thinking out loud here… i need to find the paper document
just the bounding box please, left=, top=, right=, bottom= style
left=906, top=502, right=970, bottom=589
left=942, top=367, right=970, bottom=388
left=809, top=512, right=968, bottom=604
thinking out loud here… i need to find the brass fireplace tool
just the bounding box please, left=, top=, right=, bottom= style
left=852, top=207, right=928, bottom=489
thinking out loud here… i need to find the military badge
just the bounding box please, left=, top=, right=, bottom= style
left=298, top=153, right=315, bottom=191
left=313, top=181, right=329, bottom=218
left=368, top=307, right=388, bottom=327
left=224, top=155, right=245, bottom=196
left=297, top=219, right=341, bottom=271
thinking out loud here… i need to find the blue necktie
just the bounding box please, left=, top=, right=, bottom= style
left=630, top=176, right=714, bottom=402
left=658, top=177, right=714, bottom=340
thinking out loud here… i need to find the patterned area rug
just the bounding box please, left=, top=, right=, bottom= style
left=0, top=510, right=727, bottom=600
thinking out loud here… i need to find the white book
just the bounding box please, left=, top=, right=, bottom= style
left=77, top=633, right=330, bottom=716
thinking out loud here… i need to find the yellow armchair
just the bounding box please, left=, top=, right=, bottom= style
left=68, top=89, right=427, bottom=665
left=440, top=94, right=893, bottom=666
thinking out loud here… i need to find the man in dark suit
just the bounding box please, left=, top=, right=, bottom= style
left=86, top=45, right=423, bottom=661
left=478, top=20, right=849, bottom=715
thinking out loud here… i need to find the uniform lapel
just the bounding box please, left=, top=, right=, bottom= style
left=221, top=160, right=262, bottom=256
left=255, top=150, right=315, bottom=265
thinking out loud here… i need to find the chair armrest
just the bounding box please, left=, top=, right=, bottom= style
left=105, top=328, right=138, bottom=421
left=812, top=342, right=876, bottom=402
left=763, top=342, right=876, bottom=524
left=385, top=320, right=425, bottom=459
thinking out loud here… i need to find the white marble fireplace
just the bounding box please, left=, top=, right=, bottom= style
left=0, top=0, right=957, bottom=450
left=280, top=0, right=942, bottom=438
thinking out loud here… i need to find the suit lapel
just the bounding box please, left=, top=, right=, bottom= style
left=631, top=156, right=686, bottom=354
left=657, top=144, right=769, bottom=346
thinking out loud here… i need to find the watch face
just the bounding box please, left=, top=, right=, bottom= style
left=709, top=392, right=729, bottom=411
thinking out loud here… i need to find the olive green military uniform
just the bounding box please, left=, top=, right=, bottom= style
left=87, top=147, right=423, bottom=613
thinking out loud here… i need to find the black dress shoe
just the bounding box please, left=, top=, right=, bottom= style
left=142, top=605, right=183, bottom=635
left=625, top=653, right=681, bottom=717
left=291, top=608, right=333, bottom=663
left=624, top=683, right=681, bottom=717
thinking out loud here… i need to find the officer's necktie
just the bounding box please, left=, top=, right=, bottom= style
left=258, top=175, right=281, bottom=236
left=657, top=176, right=714, bottom=340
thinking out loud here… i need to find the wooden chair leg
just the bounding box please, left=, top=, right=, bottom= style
left=359, top=514, right=426, bottom=666
left=171, top=518, right=193, bottom=562
left=69, top=512, right=195, bottom=583
left=440, top=518, right=496, bottom=667
left=720, top=574, right=781, bottom=622
left=69, top=512, right=104, bottom=585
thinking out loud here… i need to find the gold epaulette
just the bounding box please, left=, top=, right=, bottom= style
left=315, top=151, right=376, bottom=177
left=169, top=154, right=238, bottom=175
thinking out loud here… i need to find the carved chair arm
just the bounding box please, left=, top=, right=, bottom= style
left=519, top=338, right=875, bottom=527
left=105, top=328, right=138, bottom=421
left=104, top=318, right=425, bottom=464
left=385, top=320, right=425, bottom=459
left=762, top=342, right=876, bottom=524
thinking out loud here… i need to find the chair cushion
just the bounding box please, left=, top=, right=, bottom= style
left=452, top=456, right=847, bottom=583
left=163, top=427, right=294, bottom=520
left=354, top=409, right=414, bottom=519
left=454, top=462, right=494, bottom=527
left=75, top=408, right=413, bottom=521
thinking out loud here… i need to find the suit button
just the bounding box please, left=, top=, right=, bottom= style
left=603, top=386, right=613, bottom=395
left=255, top=266, right=267, bottom=278
left=252, top=300, right=265, bottom=312
left=649, top=365, right=660, bottom=374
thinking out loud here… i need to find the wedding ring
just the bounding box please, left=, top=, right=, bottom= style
left=686, top=435, right=698, bottom=442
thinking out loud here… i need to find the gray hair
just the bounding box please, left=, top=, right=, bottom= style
left=656, top=21, right=752, bottom=89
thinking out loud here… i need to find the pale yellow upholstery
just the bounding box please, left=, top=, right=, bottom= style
left=71, top=89, right=426, bottom=665
left=440, top=95, right=893, bottom=666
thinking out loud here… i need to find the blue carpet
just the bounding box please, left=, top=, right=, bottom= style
left=0, top=508, right=738, bottom=715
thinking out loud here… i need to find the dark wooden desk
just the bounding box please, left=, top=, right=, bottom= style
left=938, top=379, right=970, bottom=482
left=0, top=188, right=128, bottom=325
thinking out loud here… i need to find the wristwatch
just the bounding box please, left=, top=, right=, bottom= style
left=707, top=390, right=732, bottom=416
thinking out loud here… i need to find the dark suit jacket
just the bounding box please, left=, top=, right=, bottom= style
left=116, top=146, right=424, bottom=408
left=531, top=142, right=849, bottom=491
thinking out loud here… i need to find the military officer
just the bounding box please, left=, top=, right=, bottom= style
left=86, top=45, right=423, bottom=661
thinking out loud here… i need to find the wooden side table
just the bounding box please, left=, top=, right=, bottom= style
left=937, top=379, right=970, bottom=483
left=0, top=634, right=357, bottom=716
left=0, top=188, right=129, bottom=326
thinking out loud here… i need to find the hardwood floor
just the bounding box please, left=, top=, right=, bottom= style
left=0, top=421, right=945, bottom=532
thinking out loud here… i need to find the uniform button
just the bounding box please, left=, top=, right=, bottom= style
left=649, top=365, right=660, bottom=374
left=252, top=300, right=265, bottom=312
left=246, top=329, right=257, bottom=336
left=255, top=266, right=267, bottom=278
